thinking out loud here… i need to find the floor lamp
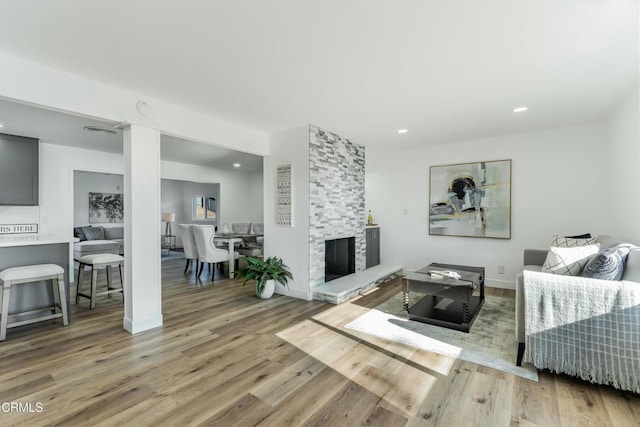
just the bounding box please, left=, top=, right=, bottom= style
left=162, top=213, right=175, bottom=236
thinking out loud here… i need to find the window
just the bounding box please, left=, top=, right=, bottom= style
left=193, top=196, right=217, bottom=220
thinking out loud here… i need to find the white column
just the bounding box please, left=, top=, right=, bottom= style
left=122, top=123, right=163, bottom=333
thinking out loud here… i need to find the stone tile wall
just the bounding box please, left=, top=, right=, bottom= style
left=309, top=125, right=366, bottom=288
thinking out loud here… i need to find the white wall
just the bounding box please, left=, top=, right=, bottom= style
left=161, top=179, right=220, bottom=247
left=72, top=171, right=224, bottom=247
left=0, top=206, right=39, bottom=230
left=179, top=182, right=220, bottom=231
left=608, top=83, right=640, bottom=243
left=247, top=169, right=265, bottom=225
left=264, top=126, right=310, bottom=300
left=160, top=179, right=184, bottom=242
left=73, top=171, right=124, bottom=227
left=39, top=144, right=263, bottom=243
left=161, top=160, right=263, bottom=229
left=40, top=143, right=124, bottom=237
left=366, top=123, right=612, bottom=289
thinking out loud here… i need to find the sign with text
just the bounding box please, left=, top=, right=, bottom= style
left=0, top=224, right=39, bottom=234
left=276, top=164, right=292, bottom=226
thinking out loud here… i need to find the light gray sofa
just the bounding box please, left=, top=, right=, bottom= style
left=516, top=235, right=640, bottom=392
left=73, top=240, right=119, bottom=259
left=73, top=226, right=124, bottom=259
left=103, top=227, right=124, bottom=255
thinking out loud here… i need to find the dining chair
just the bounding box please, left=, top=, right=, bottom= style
left=179, top=224, right=199, bottom=274
left=192, top=225, right=239, bottom=280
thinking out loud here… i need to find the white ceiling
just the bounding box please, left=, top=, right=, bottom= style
left=0, top=1, right=637, bottom=148
left=0, top=98, right=263, bottom=172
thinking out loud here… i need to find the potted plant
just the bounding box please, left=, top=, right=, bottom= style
left=238, top=256, right=293, bottom=298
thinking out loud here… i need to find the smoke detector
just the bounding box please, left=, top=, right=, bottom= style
left=83, top=126, right=117, bottom=135
left=136, top=100, right=153, bottom=116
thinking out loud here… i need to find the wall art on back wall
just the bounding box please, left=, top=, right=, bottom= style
left=89, top=192, right=124, bottom=224
left=429, top=159, right=511, bottom=239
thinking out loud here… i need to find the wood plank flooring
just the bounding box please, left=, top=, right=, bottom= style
left=0, top=259, right=638, bottom=426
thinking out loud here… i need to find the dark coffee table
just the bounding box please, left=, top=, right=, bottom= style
left=401, top=263, right=485, bottom=332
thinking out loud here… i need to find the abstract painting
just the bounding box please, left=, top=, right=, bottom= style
left=89, top=192, right=124, bottom=224
left=429, top=160, right=511, bottom=239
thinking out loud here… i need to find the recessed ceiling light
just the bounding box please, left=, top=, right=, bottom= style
left=513, top=107, right=528, bottom=113
left=0, top=124, right=3, bottom=128
left=233, top=163, right=241, bottom=168
left=397, top=129, right=408, bottom=134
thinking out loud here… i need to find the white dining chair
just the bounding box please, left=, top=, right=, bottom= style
left=179, top=224, right=199, bottom=274
left=192, top=225, right=239, bottom=280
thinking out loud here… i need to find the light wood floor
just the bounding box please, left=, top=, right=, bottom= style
left=0, top=259, right=638, bottom=426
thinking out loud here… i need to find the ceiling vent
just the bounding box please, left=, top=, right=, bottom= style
left=83, top=126, right=117, bottom=135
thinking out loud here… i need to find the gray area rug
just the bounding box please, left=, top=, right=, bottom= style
left=346, top=292, right=538, bottom=381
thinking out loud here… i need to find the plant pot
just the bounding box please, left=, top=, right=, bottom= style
left=257, top=279, right=275, bottom=299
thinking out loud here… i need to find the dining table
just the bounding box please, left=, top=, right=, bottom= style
left=213, top=233, right=263, bottom=278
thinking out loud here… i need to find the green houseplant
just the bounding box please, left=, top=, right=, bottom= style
left=239, top=256, right=293, bottom=298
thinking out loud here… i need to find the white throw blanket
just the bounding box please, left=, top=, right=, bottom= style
left=523, top=270, right=640, bottom=393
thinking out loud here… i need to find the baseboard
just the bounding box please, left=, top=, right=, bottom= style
left=275, top=287, right=311, bottom=301
left=123, top=314, right=163, bottom=334
left=484, top=278, right=515, bottom=290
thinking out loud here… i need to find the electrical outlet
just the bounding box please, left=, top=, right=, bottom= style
left=498, top=266, right=505, bottom=274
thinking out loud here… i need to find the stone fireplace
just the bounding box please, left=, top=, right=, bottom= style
left=308, top=125, right=366, bottom=288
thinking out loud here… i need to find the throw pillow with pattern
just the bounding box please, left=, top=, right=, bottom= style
left=542, top=244, right=600, bottom=275
left=83, top=226, right=105, bottom=240
left=581, top=246, right=630, bottom=281
left=551, top=234, right=596, bottom=248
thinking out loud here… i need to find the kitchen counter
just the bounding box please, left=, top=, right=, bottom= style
left=0, top=233, right=78, bottom=247
left=0, top=234, right=77, bottom=319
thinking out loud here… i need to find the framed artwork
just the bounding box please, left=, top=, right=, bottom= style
left=276, top=164, right=292, bottom=226
left=89, top=192, right=124, bottom=224
left=429, top=159, right=511, bottom=239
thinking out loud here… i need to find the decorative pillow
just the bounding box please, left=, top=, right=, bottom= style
left=83, top=226, right=105, bottom=240
left=581, top=246, right=630, bottom=281
left=79, top=226, right=93, bottom=240
left=542, top=244, right=600, bottom=275
left=551, top=234, right=596, bottom=248
left=73, top=227, right=87, bottom=241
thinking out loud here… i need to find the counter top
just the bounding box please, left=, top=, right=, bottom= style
left=0, top=234, right=79, bottom=248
